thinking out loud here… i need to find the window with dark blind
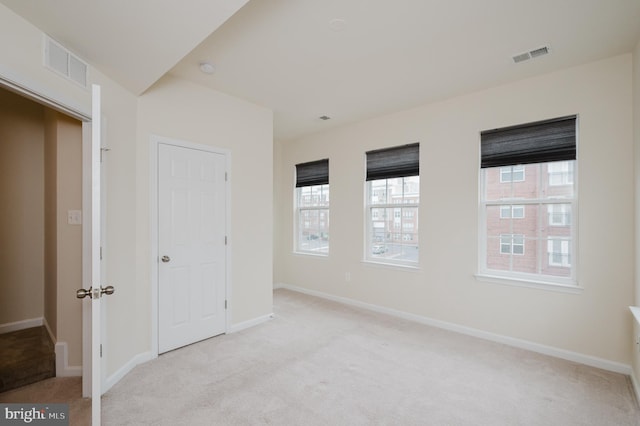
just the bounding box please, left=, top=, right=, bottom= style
left=295, top=159, right=329, bottom=255
left=296, top=159, right=329, bottom=187
left=479, top=116, right=577, bottom=287
left=365, top=143, right=420, bottom=266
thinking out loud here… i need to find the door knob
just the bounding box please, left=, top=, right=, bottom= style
left=76, top=286, right=115, bottom=299
left=161, top=255, right=171, bottom=263
left=76, top=288, right=93, bottom=299
left=101, top=285, right=115, bottom=296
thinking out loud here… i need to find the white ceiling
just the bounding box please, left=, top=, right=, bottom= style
left=3, top=0, right=640, bottom=142
left=0, top=0, right=249, bottom=94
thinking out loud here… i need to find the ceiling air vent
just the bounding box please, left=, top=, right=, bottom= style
left=512, top=45, right=551, bottom=64
left=44, top=35, right=88, bottom=88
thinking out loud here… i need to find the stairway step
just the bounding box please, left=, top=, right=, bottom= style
left=0, top=326, right=56, bottom=393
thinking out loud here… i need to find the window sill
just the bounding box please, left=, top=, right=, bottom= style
left=293, top=251, right=329, bottom=259
left=475, top=273, right=582, bottom=294
left=362, top=260, right=421, bottom=272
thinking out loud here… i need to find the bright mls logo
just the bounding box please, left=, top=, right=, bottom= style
left=0, top=404, right=68, bottom=425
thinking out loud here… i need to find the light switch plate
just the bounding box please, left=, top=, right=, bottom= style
left=68, top=210, right=82, bottom=225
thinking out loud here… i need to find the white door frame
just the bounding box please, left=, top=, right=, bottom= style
left=149, top=135, right=232, bottom=358
left=0, top=76, right=95, bottom=396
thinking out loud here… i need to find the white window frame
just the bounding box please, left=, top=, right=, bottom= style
left=478, top=161, right=578, bottom=288
left=295, top=184, right=329, bottom=256
left=366, top=177, right=419, bottom=267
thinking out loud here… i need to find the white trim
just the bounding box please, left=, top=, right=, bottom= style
left=275, top=283, right=631, bottom=375
left=630, top=370, right=640, bottom=407
left=149, top=135, right=232, bottom=358
left=43, top=316, right=56, bottom=344
left=103, top=351, right=153, bottom=393
left=0, top=66, right=90, bottom=121
left=475, top=273, right=582, bottom=294
left=0, top=317, right=44, bottom=334
left=55, top=342, right=82, bottom=377
left=228, top=314, right=274, bottom=333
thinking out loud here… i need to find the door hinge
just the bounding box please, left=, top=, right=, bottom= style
left=225, top=236, right=228, bottom=245
left=225, top=300, right=228, bottom=310
left=100, top=246, right=103, bottom=261
left=100, top=344, right=103, bottom=358
left=100, top=147, right=110, bottom=163
left=225, top=172, right=228, bottom=182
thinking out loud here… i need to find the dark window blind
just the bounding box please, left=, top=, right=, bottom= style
left=366, top=143, right=419, bottom=181
left=295, top=159, right=329, bottom=187
left=481, top=115, right=576, bottom=168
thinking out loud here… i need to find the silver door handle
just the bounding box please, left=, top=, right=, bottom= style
left=76, top=286, right=114, bottom=299
left=161, top=255, right=171, bottom=263
left=101, top=285, right=115, bottom=296
left=76, top=288, right=92, bottom=299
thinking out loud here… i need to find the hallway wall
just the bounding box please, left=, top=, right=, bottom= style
left=0, top=88, right=45, bottom=326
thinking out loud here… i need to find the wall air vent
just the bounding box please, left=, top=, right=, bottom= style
left=44, top=35, right=88, bottom=88
left=512, top=45, right=551, bottom=64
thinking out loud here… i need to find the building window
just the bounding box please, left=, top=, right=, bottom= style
left=295, top=159, right=329, bottom=255
left=500, top=205, right=525, bottom=219
left=366, top=143, right=419, bottom=266
left=500, top=165, right=525, bottom=182
left=548, top=204, right=571, bottom=226
left=500, top=234, right=524, bottom=255
left=479, top=115, right=577, bottom=286
left=548, top=239, right=571, bottom=267
left=548, top=161, right=574, bottom=186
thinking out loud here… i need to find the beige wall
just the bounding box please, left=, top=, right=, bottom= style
left=276, top=54, right=635, bottom=366
left=52, top=112, right=83, bottom=365
left=44, top=109, right=58, bottom=336
left=0, top=3, right=274, bottom=382
left=632, top=40, right=640, bottom=387
left=0, top=4, right=89, bottom=117
left=0, top=4, right=143, bottom=378
left=137, top=75, right=274, bottom=331
left=0, top=88, right=45, bottom=325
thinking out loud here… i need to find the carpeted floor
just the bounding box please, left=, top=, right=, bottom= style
left=0, top=376, right=90, bottom=426
left=102, top=289, right=640, bottom=425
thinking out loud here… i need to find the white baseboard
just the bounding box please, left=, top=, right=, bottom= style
left=102, top=314, right=273, bottom=393
left=55, top=342, right=82, bottom=377
left=228, top=313, right=273, bottom=333
left=0, top=317, right=44, bottom=334
left=104, top=351, right=153, bottom=394
left=630, top=369, right=640, bottom=406
left=275, top=283, right=632, bottom=375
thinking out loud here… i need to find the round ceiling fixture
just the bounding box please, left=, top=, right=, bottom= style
left=329, top=18, right=346, bottom=32
left=199, top=62, right=215, bottom=74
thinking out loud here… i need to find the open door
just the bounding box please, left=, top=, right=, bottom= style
left=77, top=84, right=114, bottom=426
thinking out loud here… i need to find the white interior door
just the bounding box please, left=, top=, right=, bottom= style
left=80, top=84, right=111, bottom=426
left=158, top=143, right=227, bottom=354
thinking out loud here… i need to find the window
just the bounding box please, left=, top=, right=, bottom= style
left=295, top=159, right=329, bottom=255
left=500, top=165, right=525, bottom=182
left=500, top=234, right=524, bottom=255
left=479, top=115, right=577, bottom=286
left=366, top=143, right=419, bottom=266
left=500, top=205, right=525, bottom=219
left=548, top=161, right=573, bottom=186
left=548, top=239, right=571, bottom=267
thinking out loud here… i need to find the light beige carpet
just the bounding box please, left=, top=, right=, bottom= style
left=103, top=289, right=640, bottom=425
